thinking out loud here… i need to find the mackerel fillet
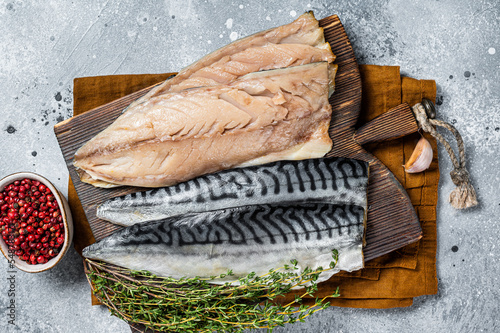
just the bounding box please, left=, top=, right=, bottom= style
left=97, top=157, right=369, bottom=226
left=83, top=203, right=366, bottom=283
left=131, top=12, right=334, bottom=103
left=74, top=12, right=337, bottom=188
left=74, top=62, right=334, bottom=188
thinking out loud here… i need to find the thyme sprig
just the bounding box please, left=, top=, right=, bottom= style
left=85, top=249, right=340, bottom=332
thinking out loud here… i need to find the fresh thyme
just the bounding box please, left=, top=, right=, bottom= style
left=85, top=249, right=340, bottom=332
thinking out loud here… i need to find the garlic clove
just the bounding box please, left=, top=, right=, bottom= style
left=404, top=137, right=433, bottom=173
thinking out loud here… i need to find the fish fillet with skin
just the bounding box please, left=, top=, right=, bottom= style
left=83, top=203, right=366, bottom=284
left=97, top=157, right=369, bottom=227
left=74, top=62, right=334, bottom=188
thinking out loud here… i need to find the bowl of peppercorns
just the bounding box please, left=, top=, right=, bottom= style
left=0, top=172, right=73, bottom=273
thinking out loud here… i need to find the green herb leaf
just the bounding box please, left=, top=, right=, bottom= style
left=85, top=249, right=341, bottom=332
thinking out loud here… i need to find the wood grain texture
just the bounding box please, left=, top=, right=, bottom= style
left=353, top=103, right=418, bottom=146
left=320, top=16, right=422, bottom=260
left=54, top=15, right=421, bottom=263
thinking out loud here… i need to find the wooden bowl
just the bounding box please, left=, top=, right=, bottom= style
left=0, top=172, right=74, bottom=273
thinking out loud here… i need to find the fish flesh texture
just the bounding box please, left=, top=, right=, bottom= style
left=75, top=62, right=334, bottom=188
left=166, top=43, right=336, bottom=93
left=97, top=157, right=369, bottom=227
left=83, top=203, right=366, bottom=284
left=74, top=12, right=337, bottom=188
left=74, top=62, right=334, bottom=188
left=130, top=11, right=334, bottom=104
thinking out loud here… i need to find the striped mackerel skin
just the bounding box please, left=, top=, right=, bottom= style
left=83, top=203, right=365, bottom=283
left=97, top=157, right=369, bottom=226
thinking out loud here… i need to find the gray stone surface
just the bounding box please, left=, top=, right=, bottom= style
left=0, top=0, right=498, bottom=332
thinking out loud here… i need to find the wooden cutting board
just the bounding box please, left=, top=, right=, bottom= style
left=54, top=15, right=422, bottom=262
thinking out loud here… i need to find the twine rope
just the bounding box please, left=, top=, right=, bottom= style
left=412, top=103, right=478, bottom=209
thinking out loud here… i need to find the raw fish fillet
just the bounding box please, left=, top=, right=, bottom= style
left=97, top=157, right=369, bottom=226
left=74, top=62, right=334, bottom=188
left=83, top=203, right=366, bottom=284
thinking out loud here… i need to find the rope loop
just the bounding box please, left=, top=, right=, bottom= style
left=412, top=101, right=478, bottom=209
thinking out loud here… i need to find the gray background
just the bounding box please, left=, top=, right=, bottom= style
left=0, top=0, right=498, bottom=332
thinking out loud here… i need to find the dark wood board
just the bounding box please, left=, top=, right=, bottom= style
left=320, top=16, right=422, bottom=259
left=54, top=15, right=422, bottom=262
